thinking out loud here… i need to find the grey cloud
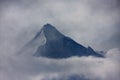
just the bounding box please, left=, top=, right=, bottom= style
left=0, top=0, right=119, bottom=52
left=0, top=48, right=120, bottom=80
left=100, top=26, right=120, bottom=50
left=0, top=0, right=120, bottom=80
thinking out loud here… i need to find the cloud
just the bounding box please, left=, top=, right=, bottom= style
left=0, top=0, right=120, bottom=80
left=0, top=0, right=119, bottom=53
left=0, top=48, right=120, bottom=80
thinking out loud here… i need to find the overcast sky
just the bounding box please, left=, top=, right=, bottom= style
left=0, top=0, right=120, bottom=80
left=0, top=0, right=120, bottom=53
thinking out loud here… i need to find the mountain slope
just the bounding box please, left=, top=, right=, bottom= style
left=28, top=24, right=103, bottom=58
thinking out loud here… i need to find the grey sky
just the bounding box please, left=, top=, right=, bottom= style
left=0, top=0, right=120, bottom=53
left=0, top=0, right=120, bottom=80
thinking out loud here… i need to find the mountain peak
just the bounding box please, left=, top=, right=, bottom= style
left=42, top=23, right=56, bottom=31
left=24, top=24, right=104, bottom=58
left=39, top=24, right=63, bottom=41
left=43, top=23, right=54, bottom=28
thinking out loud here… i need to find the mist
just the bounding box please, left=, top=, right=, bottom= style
left=0, top=0, right=120, bottom=80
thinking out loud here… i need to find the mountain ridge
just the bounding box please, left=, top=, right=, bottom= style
left=30, top=24, right=104, bottom=58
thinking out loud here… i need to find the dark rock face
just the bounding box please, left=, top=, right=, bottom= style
left=32, top=24, right=103, bottom=58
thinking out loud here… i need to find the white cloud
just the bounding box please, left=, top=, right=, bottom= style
left=0, top=0, right=120, bottom=80
left=0, top=48, right=120, bottom=80
left=0, top=0, right=119, bottom=53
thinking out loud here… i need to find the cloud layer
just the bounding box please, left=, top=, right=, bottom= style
left=0, top=48, right=120, bottom=80
left=0, top=0, right=120, bottom=53
left=0, top=0, right=120, bottom=80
